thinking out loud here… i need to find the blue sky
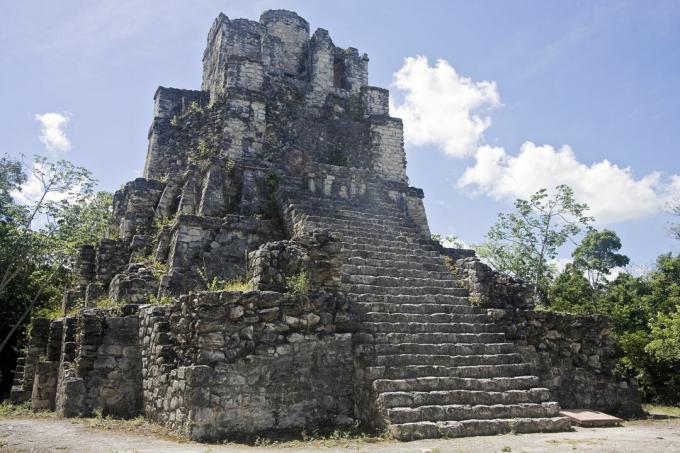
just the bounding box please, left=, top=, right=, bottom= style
left=2, top=0, right=679, bottom=269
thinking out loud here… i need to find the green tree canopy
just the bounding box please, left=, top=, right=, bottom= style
left=0, top=154, right=112, bottom=393
left=477, top=184, right=593, bottom=302
left=572, top=228, right=629, bottom=289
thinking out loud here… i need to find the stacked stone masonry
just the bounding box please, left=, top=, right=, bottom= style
left=9, top=8, right=640, bottom=442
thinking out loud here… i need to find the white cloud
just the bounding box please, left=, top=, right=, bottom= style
left=458, top=142, right=680, bottom=224
left=34, top=112, right=72, bottom=153
left=389, top=56, right=680, bottom=225
left=390, top=56, right=500, bottom=157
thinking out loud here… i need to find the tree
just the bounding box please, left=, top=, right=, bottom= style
left=547, top=263, right=594, bottom=312
left=0, top=155, right=26, bottom=222
left=0, top=154, right=111, bottom=394
left=477, top=184, right=593, bottom=302
left=572, top=229, right=629, bottom=289
left=671, top=203, right=680, bottom=241
left=0, top=155, right=96, bottom=295
left=646, top=306, right=680, bottom=364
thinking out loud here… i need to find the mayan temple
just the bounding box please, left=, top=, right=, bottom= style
left=10, top=10, right=641, bottom=441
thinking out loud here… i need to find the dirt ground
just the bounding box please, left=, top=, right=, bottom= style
left=1, top=417, right=679, bottom=453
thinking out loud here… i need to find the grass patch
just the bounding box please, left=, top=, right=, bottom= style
left=206, top=277, right=252, bottom=292
left=148, top=294, right=175, bottom=305
left=236, top=423, right=390, bottom=449
left=93, top=298, right=118, bottom=309
left=644, top=404, right=680, bottom=417
left=0, top=402, right=53, bottom=418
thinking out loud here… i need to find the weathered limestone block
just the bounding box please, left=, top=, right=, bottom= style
left=185, top=335, right=354, bottom=441
left=452, top=256, right=534, bottom=310
left=202, top=14, right=265, bottom=102
left=94, top=239, right=131, bottom=286
left=8, top=357, right=29, bottom=404
left=361, top=86, right=389, bottom=117
left=369, top=117, right=407, bottom=183
left=339, top=47, right=368, bottom=92
left=75, top=245, right=96, bottom=287
left=197, top=163, right=227, bottom=217
left=129, top=234, right=152, bottom=261
left=177, top=171, right=200, bottom=215
left=55, top=369, right=86, bottom=417
left=155, top=180, right=181, bottom=219
left=31, top=361, right=59, bottom=411
left=248, top=240, right=308, bottom=292
left=112, top=178, right=165, bottom=240
left=109, top=264, right=160, bottom=304
left=144, top=87, right=208, bottom=179
left=226, top=57, right=264, bottom=91
left=260, top=10, right=309, bottom=77
left=164, top=215, right=280, bottom=294
left=248, top=230, right=342, bottom=292
left=20, top=317, right=49, bottom=394
left=488, top=308, right=642, bottom=417
left=53, top=308, right=143, bottom=418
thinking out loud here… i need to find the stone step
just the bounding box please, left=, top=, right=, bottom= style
left=377, top=387, right=553, bottom=409
left=345, top=257, right=450, bottom=272
left=364, top=353, right=524, bottom=368
left=354, top=331, right=506, bottom=345
left=344, top=284, right=467, bottom=297
left=342, top=274, right=458, bottom=288
left=360, top=322, right=497, bottom=334
left=304, top=215, right=411, bottom=230
left=344, top=243, right=440, bottom=256
left=356, top=311, right=489, bottom=324
left=345, top=258, right=450, bottom=271
left=388, top=416, right=572, bottom=441
left=292, top=205, right=409, bottom=223
left=333, top=228, right=423, bottom=241
left=345, top=235, right=434, bottom=250
left=372, top=375, right=542, bottom=394
left=366, top=363, right=531, bottom=380
left=348, top=250, right=446, bottom=265
left=354, top=342, right=517, bottom=357
left=386, top=402, right=561, bottom=424
left=350, top=298, right=473, bottom=310
left=342, top=264, right=452, bottom=279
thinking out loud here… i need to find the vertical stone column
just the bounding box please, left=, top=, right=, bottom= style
left=307, top=29, right=334, bottom=106
left=360, top=86, right=389, bottom=117
left=19, top=318, right=50, bottom=399
left=259, top=10, right=309, bottom=77
left=8, top=357, right=28, bottom=403
left=31, top=361, right=59, bottom=411
left=404, top=188, right=431, bottom=239
left=368, top=117, right=408, bottom=183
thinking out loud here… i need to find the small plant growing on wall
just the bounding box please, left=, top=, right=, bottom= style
left=188, top=100, right=203, bottom=114
left=287, top=270, right=310, bottom=296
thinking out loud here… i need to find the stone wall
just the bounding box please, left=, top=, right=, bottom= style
left=163, top=215, right=281, bottom=295
left=488, top=308, right=642, bottom=417
left=56, top=307, right=142, bottom=418
left=138, top=290, right=354, bottom=440
left=450, top=255, right=535, bottom=310
left=10, top=317, right=50, bottom=403
left=247, top=229, right=343, bottom=293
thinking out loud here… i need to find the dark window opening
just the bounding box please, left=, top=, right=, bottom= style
left=333, top=57, right=345, bottom=88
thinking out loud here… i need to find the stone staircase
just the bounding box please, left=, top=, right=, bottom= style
left=285, top=191, right=571, bottom=440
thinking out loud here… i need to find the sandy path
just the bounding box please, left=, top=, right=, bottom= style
left=1, top=417, right=679, bottom=452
